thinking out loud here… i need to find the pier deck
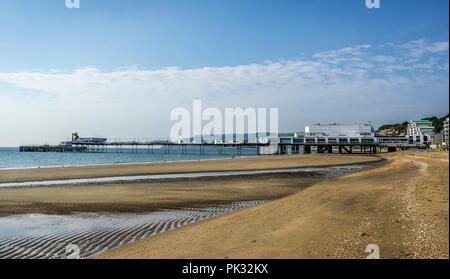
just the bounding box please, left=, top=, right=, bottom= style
left=19, top=138, right=428, bottom=155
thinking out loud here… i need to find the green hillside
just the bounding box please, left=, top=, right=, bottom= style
left=378, top=114, right=449, bottom=135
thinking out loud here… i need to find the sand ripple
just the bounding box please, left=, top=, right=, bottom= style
left=0, top=200, right=268, bottom=259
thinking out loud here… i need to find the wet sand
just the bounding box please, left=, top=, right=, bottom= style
left=0, top=154, right=381, bottom=215
left=0, top=154, right=381, bottom=183
left=94, top=152, right=449, bottom=259
left=0, top=172, right=327, bottom=215
left=0, top=201, right=268, bottom=259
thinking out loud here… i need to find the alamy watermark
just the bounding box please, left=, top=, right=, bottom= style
left=65, top=1, right=378, bottom=10
left=365, top=244, right=380, bottom=259
left=365, top=0, right=380, bottom=9
left=65, top=244, right=80, bottom=259
left=170, top=100, right=278, bottom=143
left=64, top=1, right=379, bottom=11
left=66, top=0, right=80, bottom=9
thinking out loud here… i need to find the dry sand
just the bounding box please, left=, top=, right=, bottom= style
left=93, top=151, right=449, bottom=259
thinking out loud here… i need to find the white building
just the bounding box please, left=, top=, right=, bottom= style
left=444, top=117, right=449, bottom=147
left=407, top=121, right=423, bottom=136
left=407, top=120, right=434, bottom=145
left=305, top=123, right=375, bottom=138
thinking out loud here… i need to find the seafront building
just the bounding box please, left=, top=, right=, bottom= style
left=407, top=120, right=435, bottom=136
left=271, top=121, right=434, bottom=154
left=432, top=133, right=443, bottom=145
left=444, top=117, right=449, bottom=147
left=273, top=123, right=377, bottom=154
left=407, top=120, right=434, bottom=145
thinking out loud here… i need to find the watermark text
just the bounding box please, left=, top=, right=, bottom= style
left=366, top=0, right=380, bottom=9
left=170, top=100, right=278, bottom=143
left=66, top=0, right=80, bottom=9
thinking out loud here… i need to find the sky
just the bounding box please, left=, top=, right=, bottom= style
left=0, top=0, right=449, bottom=146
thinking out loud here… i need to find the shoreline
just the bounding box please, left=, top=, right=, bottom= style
left=0, top=163, right=381, bottom=188
left=0, top=154, right=382, bottom=216
left=0, top=153, right=382, bottom=184
left=0, top=171, right=340, bottom=215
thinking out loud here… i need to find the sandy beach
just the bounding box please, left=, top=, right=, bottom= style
left=0, top=154, right=380, bottom=215
left=0, top=152, right=447, bottom=259
left=93, top=151, right=449, bottom=259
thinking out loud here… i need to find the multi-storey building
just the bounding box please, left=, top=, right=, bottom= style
left=444, top=117, right=449, bottom=147
left=407, top=120, right=434, bottom=145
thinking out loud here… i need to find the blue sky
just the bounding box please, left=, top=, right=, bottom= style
left=1, top=0, right=448, bottom=71
left=0, top=0, right=449, bottom=146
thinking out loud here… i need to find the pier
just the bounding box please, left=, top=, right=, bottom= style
left=19, top=138, right=422, bottom=155
left=19, top=123, right=430, bottom=155
left=19, top=140, right=271, bottom=155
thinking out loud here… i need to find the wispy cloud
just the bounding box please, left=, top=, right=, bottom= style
left=395, top=39, right=450, bottom=60
left=0, top=39, right=448, bottom=146
left=371, top=55, right=397, bottom=63
left=312, top=44, right=372, bottom=58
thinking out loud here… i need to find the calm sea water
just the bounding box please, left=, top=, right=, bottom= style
left=0, top=147, right=257, bottom=169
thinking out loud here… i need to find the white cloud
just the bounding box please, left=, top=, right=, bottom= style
left=371, top=55, right=397, bottom=63
left=397, top=39, right=449, bottom=59
left=426, top=42, right=450, bottom=53
left=313, top=44, right=371, bottom=59
left=0, top=39, right=448, bottom=146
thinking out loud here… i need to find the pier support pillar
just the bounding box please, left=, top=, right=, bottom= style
left=304, top=146, right=311, bottom=154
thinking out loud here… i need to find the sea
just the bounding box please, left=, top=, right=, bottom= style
left=0, top=146, right=259, bottom=169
